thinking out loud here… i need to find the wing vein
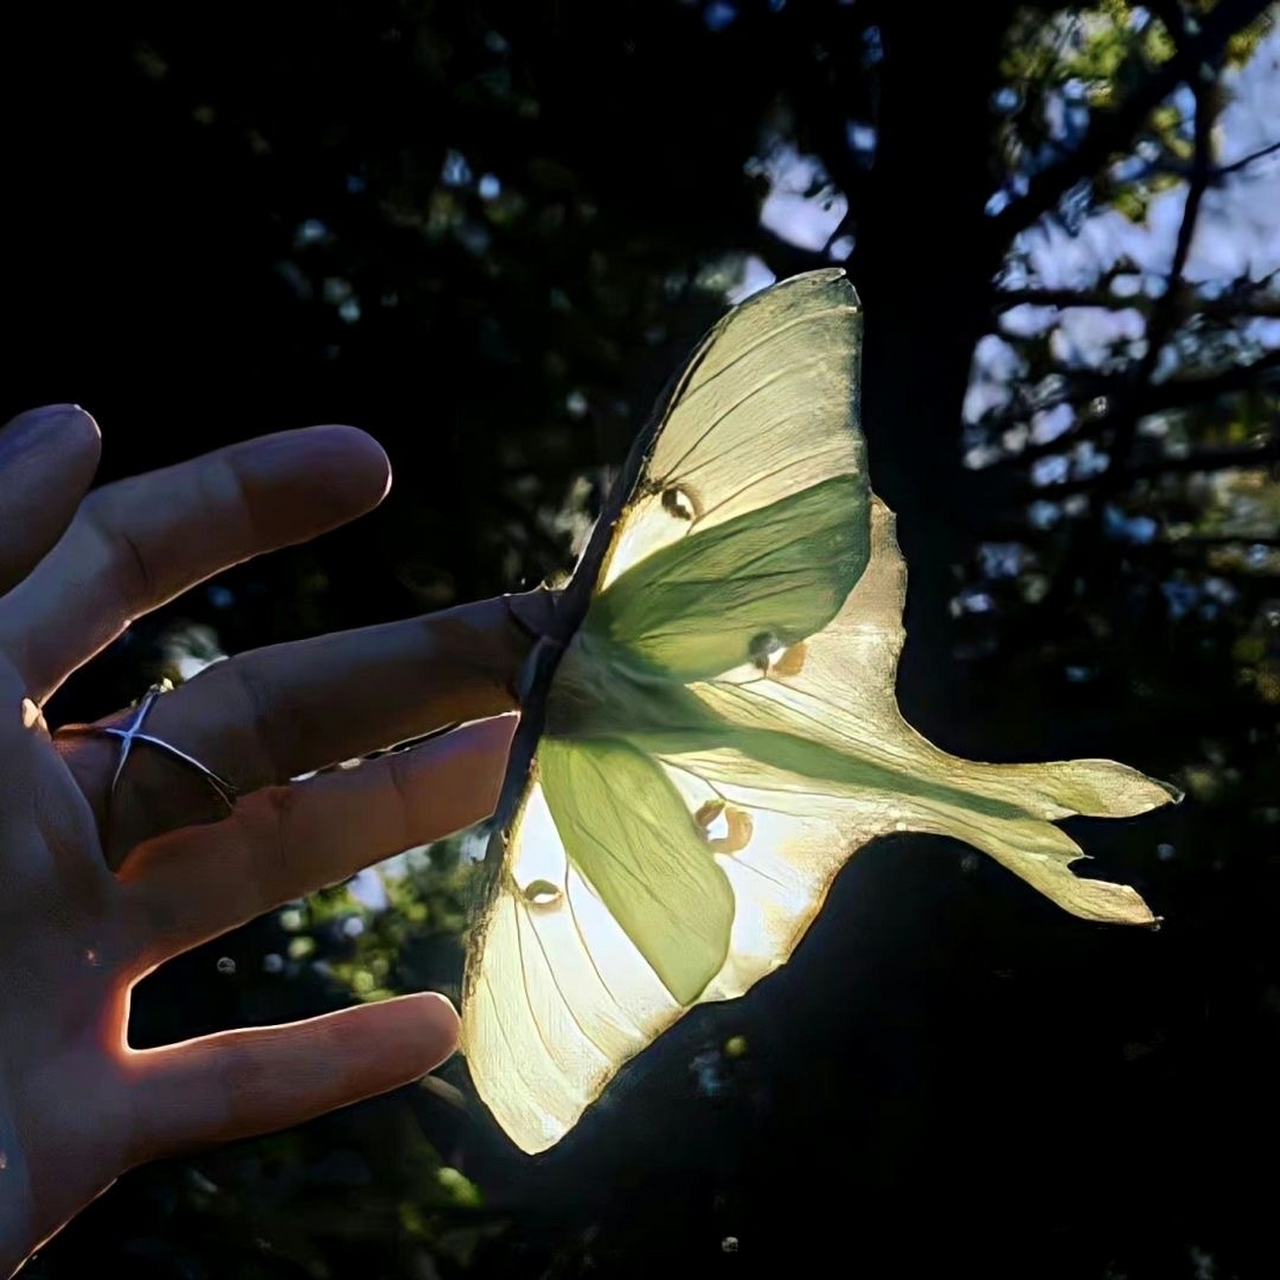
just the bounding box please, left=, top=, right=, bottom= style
left=525, top=904, right=612, bottom=1061
left=565, top=875, right=644, bottom=1037
left=733, top=855, right=792, bottom=891
left=479, top=967, right=527, bottom=1087
left=660, top=304, right=856, bottom=468
left=706, top=681, right=853, bottom=745
left=659, top=354, right=831, bottom=482
left=695, top=447, right=853, bottom=521
left=657, top=755, right=848, bottom=816
left=513, top=898, right=566, bottom=1072
left=679, top=428, right=820, bottom=484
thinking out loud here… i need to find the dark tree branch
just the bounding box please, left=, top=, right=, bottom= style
left=1091, top=136, right=1280, bottom=189
left=1018, top=437, right=1280, bottom=500
left=979, top=73, right=1275, bottom=500
left=991, top=286, right=1280, bottom=319
left=993, top=287, right=1137, bottom=311
left=1139, top=346, right=1280, bottom=412
left=1110, top=437, right=1279, bottom=479
left=988, top=0, right=1272, bottom=244
left=1100, top=72, right=1219, bottom=485
left=979, top=32, right=1277, bottom=512
left=1170, top=532, right=1280, bottom=548
left=1213, top=136, right=1280, bottom=179
left=753, top=223, right=829, bottom=279
left=974, top=346, right=1280, bottom=473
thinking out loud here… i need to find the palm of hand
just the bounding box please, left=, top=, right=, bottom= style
left=0, top=693, right=135, bottom=1260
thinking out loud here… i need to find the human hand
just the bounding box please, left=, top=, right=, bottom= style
left=0, top=406, right=542, bottom=1275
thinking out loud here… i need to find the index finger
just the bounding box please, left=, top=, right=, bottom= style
left=0, top=424, right=390, bottom=702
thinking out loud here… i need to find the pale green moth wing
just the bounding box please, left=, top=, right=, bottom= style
left=460, top=268, right=1179, bottom=1156
left=536, top=736, right=736, bottom=1005
left=584, top=473, right=869, bottom=682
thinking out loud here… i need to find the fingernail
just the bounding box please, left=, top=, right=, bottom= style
left=422, top=990, right=461, bottom=1021
left=465, top=712, right=520, bottom=758
left=1, top=404, right=99, bottom=454
left=229, top=424, right=391, bottom=531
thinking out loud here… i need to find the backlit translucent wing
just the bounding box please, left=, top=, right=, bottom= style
left=682, top=498, right=1178, bottom=925
left=459, top=776, right=682, bottom=1152
left=597, top=268, right=866, bottom=591
left=587, top=474, right=869, bottom=681
left=460, top=268, right=1178, bottom=1155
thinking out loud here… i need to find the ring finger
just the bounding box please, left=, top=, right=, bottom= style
left=116, top=714, right=517, bottom=975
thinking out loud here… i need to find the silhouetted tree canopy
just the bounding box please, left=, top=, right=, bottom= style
left=5, top=1, right=1278, bottom=1276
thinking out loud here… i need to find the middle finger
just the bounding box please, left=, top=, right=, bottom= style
left=58, top=591, right=555, bottom=864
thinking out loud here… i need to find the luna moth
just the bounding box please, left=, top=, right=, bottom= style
left=459, top=267, right=1178, bottom=1155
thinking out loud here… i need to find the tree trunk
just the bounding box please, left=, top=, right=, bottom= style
left=851, top=7, right=1013, bottom=749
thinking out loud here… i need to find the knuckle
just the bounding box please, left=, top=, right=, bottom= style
left=114, top=876, right=179, bottom=968
left=223, top=659, right=282, bottom=781
left=254, top=784, right=302, bottom=900
left=220, top=1036, right=272, bottom=1110
left=172, top=656, right=276, bottom=792
left=383, top=754, right=417, bottom=848
left=80, top=497, right=153, bottom=610
left=199, top=453, right=262, bottom=549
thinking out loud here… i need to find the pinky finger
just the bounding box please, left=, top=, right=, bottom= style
left=124, top=992, right=459, bottom=1162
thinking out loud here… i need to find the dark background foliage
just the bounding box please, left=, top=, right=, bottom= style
left=4, top=1, right=1278, bottom=1276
